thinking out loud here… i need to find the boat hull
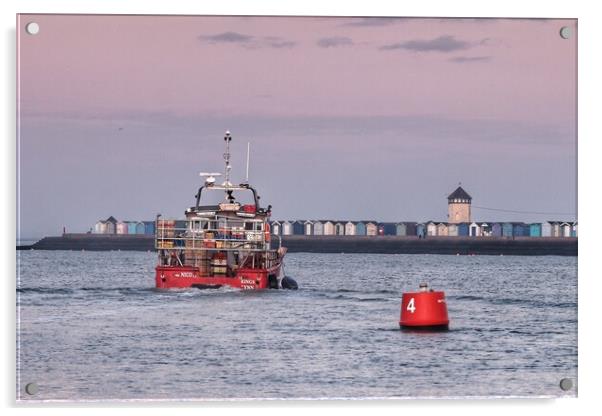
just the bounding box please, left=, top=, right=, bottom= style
left=155, top=264, right=282, bottom=290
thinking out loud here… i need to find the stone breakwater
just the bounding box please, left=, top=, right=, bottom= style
left=18, top=234, right=577, bottom=256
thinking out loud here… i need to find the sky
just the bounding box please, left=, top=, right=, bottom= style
left=16, top=15, right=577, bottom=239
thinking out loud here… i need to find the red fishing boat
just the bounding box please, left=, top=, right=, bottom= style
left=155, top=131, right=296, bottom=290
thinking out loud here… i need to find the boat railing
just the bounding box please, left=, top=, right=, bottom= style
left=154, top=216, right=275, bottom=253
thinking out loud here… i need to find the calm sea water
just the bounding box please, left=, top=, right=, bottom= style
left=16, top=251, right=577, bottom=401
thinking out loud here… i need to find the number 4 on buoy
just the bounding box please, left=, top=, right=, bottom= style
left=406, top=297, right=416, bottom=313
left=399, top=283, right=449, bottom=331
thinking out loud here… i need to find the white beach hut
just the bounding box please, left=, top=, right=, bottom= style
left=313, top=221, right=324, bottom=236
left=345, top=221, right=356, bottom=236
left=271, top=221, right=282, bottom=236
left=323, top=221, right=335, bottom=236
left=426, top=221, right=437, bottom=237
left=448, top=223, right=459, bottom=237
left=541, top=222, right=552, bottom=237
left=304, top=220, right=314, bottom=235
left=469, top=222, right=481, bottom=237
left=366, top=222, right=378, bottom=236
left=282, top=221, right=293, bottom=235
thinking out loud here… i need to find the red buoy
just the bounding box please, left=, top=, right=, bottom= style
left=399, top=283, right=449, bottom=330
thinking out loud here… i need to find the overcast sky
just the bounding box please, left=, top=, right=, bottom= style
left=17, top=15, right=577, bottom=239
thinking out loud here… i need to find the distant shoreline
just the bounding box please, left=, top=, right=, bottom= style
left=17, top=233, right=577, bottom=256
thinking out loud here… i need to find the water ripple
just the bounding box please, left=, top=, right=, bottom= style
left=17, top=251, right=577, bottom=400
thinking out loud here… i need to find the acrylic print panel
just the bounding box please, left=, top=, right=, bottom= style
left=16, top=14, right=577, bottom=401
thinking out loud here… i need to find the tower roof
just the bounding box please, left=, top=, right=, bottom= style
left=448, top=186, right=472, bottom=201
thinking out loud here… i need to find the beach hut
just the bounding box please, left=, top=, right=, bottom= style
left=94, top=220, right=107, bottom=234
left=448, top=223, right=459, bottom=237
left=335, top=222, right=346, bottom=236
left=479, top=223, right=492, bottom=236
left=541, top=222, right=552, bottom=237
left=104, top=216, right=117, bottom=234
left=502, top=223, right=513, bottom=237
left=512, top=223, right=529, bottom=237
left=116, top=221, right=128, bottom=234
left=571, top=222, right=578, bottom=237
left=379, top=223, right=397, bottom=236
left=405, top=222, right=417, bottom=237
left=396, top=223, right=407, bottom=236
left=416, top=223, right=426, bottom=238
left=355, top=222, right=367, bottom=236
left=313, top=221, right=324, bottom=236
left=128, top=221, right=139, bottom=234
left=366, top=222, right=378, bottom=236
left=345, top=221, right=356, bottom=236
left=458, top=223, right=469, bottom=236
left=144, top=221, right=155, bottom=235
left=271, top=221, right=282, bottom=235
left=292, top=221, right=305, bottom=235
left=282, top=221, right=293, bottom=235
left=491, top=223, right=502, bottom=237
left=436, top=222, right=449, bottom=236
left=561, top=222, right=572, bottom=237
left=469, top=222, right=480, bottom=237
left=426, top=221, right=437, bottom=236
left=323, top=221, right=335, bottom=235
left=550, top=221, right=562, bottom=237
left=134, top=221, right=145, bottom=234
left=126, top=221, right=136, bottom=235
left=529, top=223, right=542, bottom=237
left=304, top=220, right=314, bottom=235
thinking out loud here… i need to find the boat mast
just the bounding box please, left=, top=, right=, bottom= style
left=245, top=142, right=250, bottom=183
left=223, top=131, right=232, bottom=187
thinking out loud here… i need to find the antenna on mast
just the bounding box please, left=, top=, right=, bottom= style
left=245, top=142, right=250, bottom=183
left=223, top=130, right=232, bottom=186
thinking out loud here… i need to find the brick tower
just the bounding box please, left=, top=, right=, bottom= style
left=447, top=185, right=472, bottom=224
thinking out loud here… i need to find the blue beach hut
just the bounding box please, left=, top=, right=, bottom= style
left=144, top=221, right=155, bottom=235
left=135, top=221, right=145, bottom=234
left=292, top=221, right=305, bottom=235
left=416, top=223, right=426, bottom=238
left=502, top=223, right=513, bottom=237
left=458, top=223, right=469, bottom=236
left=529, top=223, right=542, bottom=237
left=356, top=222, right=367, bottom=236
left=492, top=223, right=502, bottom=237
left=380, top=223, right=397, bottom=236
left=512, top=223, right=527, bottom=237
left=127, top=221, right=137, bottom=235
